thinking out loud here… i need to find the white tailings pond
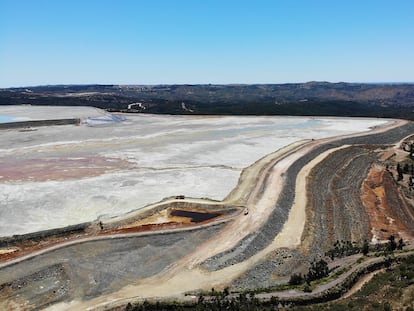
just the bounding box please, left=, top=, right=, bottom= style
left=0, top=106, right=389, bottom=236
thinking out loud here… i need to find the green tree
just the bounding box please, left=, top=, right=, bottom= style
left=306, top=259, right=329, bottom=283
left=410, top=143, right=414, bottom=159
left=404, top=163, right=409, bottom=173
left=362, top=239, right=369, bottom=256
left=397, top=163, right=404, bottom=181
left=398, top=238, right=405, bottom=250
left=388, top=235, right=397, bottom=252
left=222, top=287, right=230, bottom=297
left=270, top=296, right=280, bottom=309
left=289, top=273, right=304, bottom=285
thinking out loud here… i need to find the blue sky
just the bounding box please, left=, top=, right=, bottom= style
left=1, top=0, right=413, bottom=87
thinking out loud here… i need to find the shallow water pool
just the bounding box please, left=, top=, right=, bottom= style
left=0, top=116, right=15, bottom=123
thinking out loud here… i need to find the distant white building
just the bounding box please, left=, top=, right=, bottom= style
left=128, top=103, right=145, bottom=110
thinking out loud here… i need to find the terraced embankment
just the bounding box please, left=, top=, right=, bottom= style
left=2, top=119, right=414, bottom=310
left=302, top=146, right=376, bottom=254
left=231, top=121, right=414, bottom=289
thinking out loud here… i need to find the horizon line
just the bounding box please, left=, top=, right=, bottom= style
left=2, top=81, right=414, bottom=89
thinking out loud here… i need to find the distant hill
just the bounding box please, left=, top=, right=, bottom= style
left=2, top=82, right=414, bottom=119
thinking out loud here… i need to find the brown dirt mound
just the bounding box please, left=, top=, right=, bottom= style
left=361, top=164, right=414, bottom=242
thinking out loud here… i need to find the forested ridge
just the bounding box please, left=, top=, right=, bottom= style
left=2, top=82, right=414, bottom=119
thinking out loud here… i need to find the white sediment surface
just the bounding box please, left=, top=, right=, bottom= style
left=0, top=106, right=389, bottom=236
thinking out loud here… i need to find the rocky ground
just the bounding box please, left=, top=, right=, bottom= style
left=0, top=224, right=224, bottom=310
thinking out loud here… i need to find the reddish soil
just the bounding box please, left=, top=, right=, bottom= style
left=100, top=221, right=208, bottom=235
left=0, top=232, right=93, bottom=262
left=361, top=164, right=414, bottom=242
left=0, top=156, right=132, bottom=182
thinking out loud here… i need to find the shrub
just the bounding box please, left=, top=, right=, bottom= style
left=289, top=273, right=304, bottom=285
left=306, top=259, right=329, bottom=283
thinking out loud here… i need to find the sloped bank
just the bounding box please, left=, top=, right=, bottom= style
left=0, top=222, right=91, bottom=247
left=205, top=122, right=414, bottom=283
left=0, top=223, right=225, bottom=310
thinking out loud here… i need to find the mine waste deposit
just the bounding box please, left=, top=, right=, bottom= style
left=1, top=105, right=414, bottom=310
